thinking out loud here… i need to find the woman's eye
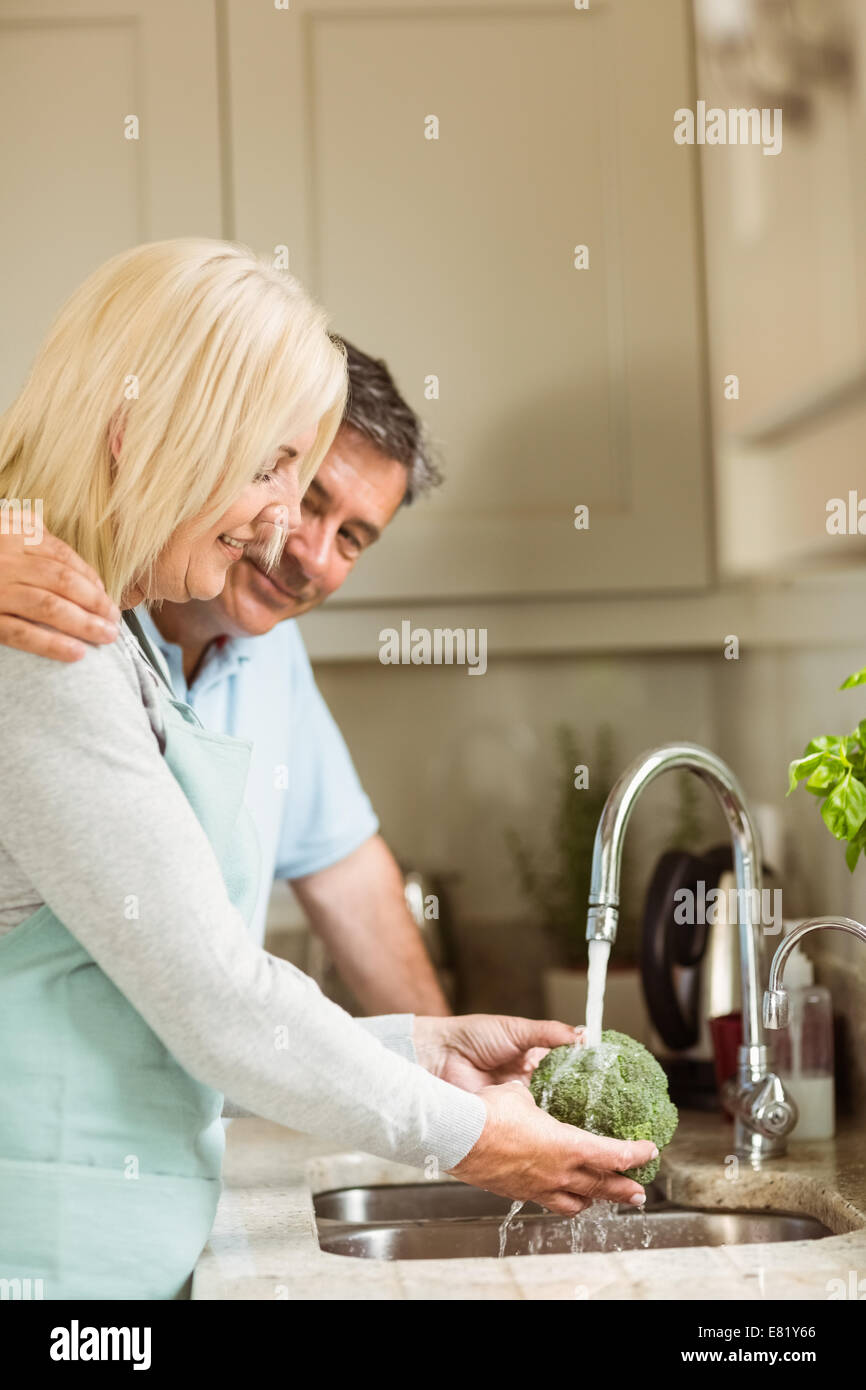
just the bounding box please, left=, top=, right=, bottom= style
left=254, top=470, right=274, bottom=485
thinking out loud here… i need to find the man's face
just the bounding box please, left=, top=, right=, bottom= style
left=208, top=426, right=408, bottom=636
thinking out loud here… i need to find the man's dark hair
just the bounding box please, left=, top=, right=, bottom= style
left=334, top=338, right=443, bottom=505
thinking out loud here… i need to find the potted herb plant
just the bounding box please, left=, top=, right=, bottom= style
left=788, top=664, right=866, bottom=868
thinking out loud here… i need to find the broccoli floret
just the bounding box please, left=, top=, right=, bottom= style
left=529, top=1029, right=678, bottom=1184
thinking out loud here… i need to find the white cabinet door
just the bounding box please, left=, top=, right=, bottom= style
left=698, top=3, right=866, bottom=577
left=226, top=0, right=712, bottom=602
left=0, top=0, right=222, bottom=405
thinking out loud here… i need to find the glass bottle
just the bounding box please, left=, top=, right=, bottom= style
left=771, top=942, right=835, bottom=1141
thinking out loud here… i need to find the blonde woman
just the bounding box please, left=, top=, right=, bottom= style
left=0, top=240, right=654, bottom=1301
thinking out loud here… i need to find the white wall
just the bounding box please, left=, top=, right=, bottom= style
left=312, top=635, right=866, bottom=939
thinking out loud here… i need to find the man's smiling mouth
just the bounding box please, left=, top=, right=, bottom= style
left=244, top=554, right=305, bottom=600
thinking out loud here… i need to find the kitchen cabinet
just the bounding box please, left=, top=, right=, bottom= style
left=225, top=0, right=713, bottom=603
left=698, top=2, right=866, bottom=577
left=0, top=0, right=222, bottom=405
left=0, top=0, right=712, bottom=609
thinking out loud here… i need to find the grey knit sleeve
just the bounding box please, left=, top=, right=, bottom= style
left=0, top=640, right=486, bottom=1172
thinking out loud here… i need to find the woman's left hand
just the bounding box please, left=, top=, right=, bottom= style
left=412, top=1014, right=585, bottom=1091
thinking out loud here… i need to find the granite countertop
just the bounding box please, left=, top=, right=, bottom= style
left=192, top=1111, right=866, bottom=1300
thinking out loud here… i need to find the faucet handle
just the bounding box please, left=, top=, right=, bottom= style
left=748, top=1073, right=799, bottom=1139
left=723, top=1071, right=798, bottom=1140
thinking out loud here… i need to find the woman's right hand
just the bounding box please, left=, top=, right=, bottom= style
left=449, top=1080, right=657, bottom=1215
left=0, top=530, right=120, bottom=660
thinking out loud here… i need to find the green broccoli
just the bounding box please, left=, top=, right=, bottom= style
left=529, top=1029, right=678, bottom=1184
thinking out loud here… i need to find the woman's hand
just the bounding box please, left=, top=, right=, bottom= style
left=449, top=1081, right=656, bottom=1215
left=0, top=529, right=120, bottom=661
left=412, top=1013, right=583, bottom=1090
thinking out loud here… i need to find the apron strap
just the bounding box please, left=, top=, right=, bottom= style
left=122, top=609, right=176, bottom=697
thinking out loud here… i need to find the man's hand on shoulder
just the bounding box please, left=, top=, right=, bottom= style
left=0, top=529, right=120, bottom=661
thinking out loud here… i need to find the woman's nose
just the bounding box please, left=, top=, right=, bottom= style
left=247, top=501, right=296, bottom=572
left=260, top=495, right=301, bottom=536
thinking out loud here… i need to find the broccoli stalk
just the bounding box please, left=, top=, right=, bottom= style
left=529, top=1029, right=678, bottom=1184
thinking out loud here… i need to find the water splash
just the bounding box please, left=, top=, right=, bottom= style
left=498, top=1198, right=525, bottom=1257
left=569, top=1214, right=583, bottom=1253
left=496, top=1195, right=653, bottom=1257
left=636, top=1205, right=652, bottom=1249
left=583, top=1039, right=620, bottom=1131
left=570, top=1196, right=651, bottom=1253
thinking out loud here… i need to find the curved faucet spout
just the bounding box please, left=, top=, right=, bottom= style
left=764, top=916, right=866, bottom=1028
left=584, top=741, right=796, bottom=1159
left=585, top=742, right=764, bottom=1047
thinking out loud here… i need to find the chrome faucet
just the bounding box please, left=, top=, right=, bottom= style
left=586, top=742, right=798, bottom=1160
left=764, top=916, right=866, bottom=1027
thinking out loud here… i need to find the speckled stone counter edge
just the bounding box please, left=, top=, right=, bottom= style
left=192, top=1110, right=866, bottom=1300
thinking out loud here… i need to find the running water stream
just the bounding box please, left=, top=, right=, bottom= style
left=497, top=1199, right=525, bottom=1257
left=584, top=938, right=610, bottom=1048
left=497, top=936, right=649, bottom=1256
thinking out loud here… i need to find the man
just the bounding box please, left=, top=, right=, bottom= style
left=0, top=342, right=450, bottom=1015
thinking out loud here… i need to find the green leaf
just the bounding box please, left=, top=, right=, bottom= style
left=849, top=725, right=866, bottom=768
left=840, top=668, right=866, bottom=690
left=806, top=778, right=838, bottom=797
left=805, top=735, right=844, bottom=755
left=820, top=772, right=866, bottom=841
left=787, top=752, right=824, bottom=794
left=805, top=761, right=845, bottom=792
left=844, top=822, right=866, bottom=873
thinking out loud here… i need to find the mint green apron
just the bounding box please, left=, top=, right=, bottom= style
left=0, top=629, right=259, bottom=1300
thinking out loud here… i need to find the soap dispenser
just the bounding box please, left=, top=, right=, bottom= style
left=771, top=932, right=835, bottom=1141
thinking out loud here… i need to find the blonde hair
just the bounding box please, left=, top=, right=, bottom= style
left=0, top=239, right=347, bottom=602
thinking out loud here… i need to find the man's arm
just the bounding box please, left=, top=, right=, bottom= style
left=0, top=530, right=120, bottom=660
left=290, top=834, right=451, bottom=1016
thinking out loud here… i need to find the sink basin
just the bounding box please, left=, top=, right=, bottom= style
left=314, top=1181, right=832, bottom=1260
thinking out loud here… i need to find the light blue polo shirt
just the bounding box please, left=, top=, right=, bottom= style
left=135, top=607, right=379, bottom=947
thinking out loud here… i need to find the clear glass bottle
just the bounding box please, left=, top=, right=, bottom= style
left=771, top=943, right=835, bottom=1141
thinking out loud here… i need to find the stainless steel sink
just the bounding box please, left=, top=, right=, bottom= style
left=314, top=1181, right=832, bottom=1260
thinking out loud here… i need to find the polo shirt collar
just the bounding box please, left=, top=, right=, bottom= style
left=133, top=605, right=256, bottom=700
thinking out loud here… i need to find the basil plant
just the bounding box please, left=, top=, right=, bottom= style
left=788, top=666, right=866, bottom=871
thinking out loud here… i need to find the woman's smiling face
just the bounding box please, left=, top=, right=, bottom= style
left=131, top=425, right=318, bottom=605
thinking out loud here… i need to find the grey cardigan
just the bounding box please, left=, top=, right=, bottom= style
left=0, top=627, right=485, bottom=1171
